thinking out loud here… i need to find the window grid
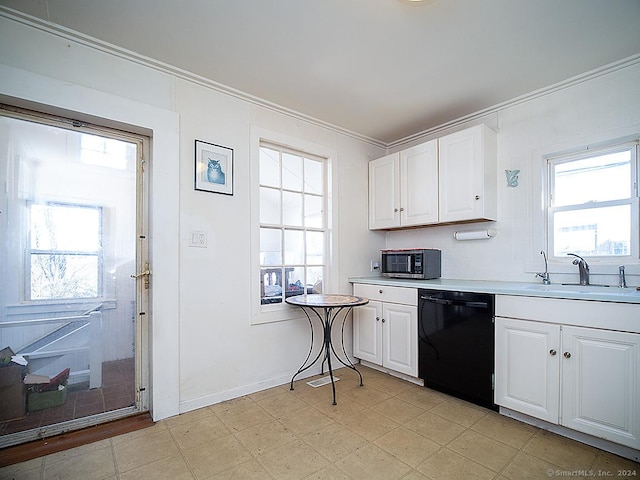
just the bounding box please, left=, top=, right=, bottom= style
left=259, top=143, right=326, bottom=305
left=546, top=141, right=639, bottom=261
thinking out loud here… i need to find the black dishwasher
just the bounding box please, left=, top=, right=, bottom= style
left=418, top=289, right=497, bottom=411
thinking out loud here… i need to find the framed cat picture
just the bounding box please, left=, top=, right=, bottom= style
left=194, top=140, right=234, bottom=195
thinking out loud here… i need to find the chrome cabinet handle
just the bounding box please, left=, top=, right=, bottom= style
left=564, top=352, right=571, bottom=359
left=549, top=349, right=557, bottom=356
left=394, top=208, right=398, bottom=212
left=475, top=195, right=480, bottom=200
left=376, top=316, right=380, bottom=322
left=381, top=318, right=386, bottom=323
left=379, top=289, right=383, bottom=294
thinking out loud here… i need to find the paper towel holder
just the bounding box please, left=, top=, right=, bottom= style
left=453, top=228, right=497, bottom=241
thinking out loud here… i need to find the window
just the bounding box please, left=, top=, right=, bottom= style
left=259, top=143, right=326, bottom=305
left=546, top=140, right=639, bottom=260
left=29, top=202, right=103, bottom=300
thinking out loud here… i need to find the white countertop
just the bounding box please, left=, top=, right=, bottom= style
left=348, top=277, right=640, bottom=304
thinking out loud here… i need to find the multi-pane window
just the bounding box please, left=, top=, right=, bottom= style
left=547, top=141, right=639, bottom=259
left=259, top=143, right=326, bottom=305
left=29, top=203, right=102, bottom=300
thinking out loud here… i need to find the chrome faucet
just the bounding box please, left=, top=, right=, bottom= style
left=536, top=250, right=551, bottom=284
left=567, top=253, right=589, bottom=285
left=619, top=265, right=627, bottom=288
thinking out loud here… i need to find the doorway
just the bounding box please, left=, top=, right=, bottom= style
left=0, top=106, right=149, bottom=447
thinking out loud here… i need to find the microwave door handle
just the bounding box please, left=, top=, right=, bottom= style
left=406, top=255, right=411, bottom=273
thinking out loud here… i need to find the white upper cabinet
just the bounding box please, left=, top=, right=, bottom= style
left=400, top=141, right=439, bottom=227
left=369, top=140, right=438, bottom=230
left=368, top=124, right=497, bottom=230
left=438, top=124, right=497, bottom=223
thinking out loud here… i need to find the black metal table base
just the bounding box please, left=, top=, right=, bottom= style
left=289, top=305, right=363, bottom=405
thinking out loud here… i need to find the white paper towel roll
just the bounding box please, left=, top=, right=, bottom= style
left=453, top=228, right=497, bottom=241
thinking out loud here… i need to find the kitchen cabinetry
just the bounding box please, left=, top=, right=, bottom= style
left=438, top=124, right=497, bottom=223
left=368, top=140, right=438, bottom=229
left=352, top=284, right=418, bottom=377
left=368, top=124, right=497, bottom=230
left=495, top=297, right=640, bottom=449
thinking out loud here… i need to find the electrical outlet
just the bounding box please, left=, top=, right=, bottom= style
left=190, top=230, right=207, bottom=248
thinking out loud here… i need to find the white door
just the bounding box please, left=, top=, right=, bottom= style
left=401, top=140, right=439, bottom=226
left=561, top=326, right=640, bottom=449
left=382, top=303, right=418, bottom=376
left=0, top=107, right=149, bottom=447
left=368, top=153, right=400, bottom=229
left=353, top=301, right=383, bottom=365
left=495, top=317, right=560, bottom=423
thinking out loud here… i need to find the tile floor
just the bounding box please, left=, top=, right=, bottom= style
left=1, top=366, right=637, bottom=480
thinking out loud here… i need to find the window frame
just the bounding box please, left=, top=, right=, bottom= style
left=250, top=128, right=337, bottom=325
left=545, top=139, right=640, bottom=264
left=26, top=201, right=104, bottom=301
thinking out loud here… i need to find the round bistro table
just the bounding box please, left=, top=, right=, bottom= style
left=285, top=293, right=369, bottom=405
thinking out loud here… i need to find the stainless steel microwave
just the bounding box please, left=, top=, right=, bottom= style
left=381, top=249, right=441, bottom=279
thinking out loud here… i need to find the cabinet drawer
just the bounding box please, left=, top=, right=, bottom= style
left=353, top=284, right=417, bottom=306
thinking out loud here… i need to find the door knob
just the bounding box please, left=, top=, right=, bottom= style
left=563, top=352, right=571, bottom=359
left=549, top=349, right=557, bottom=356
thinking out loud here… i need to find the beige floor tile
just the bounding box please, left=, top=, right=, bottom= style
left=401, top=470, right=433, bottom=480
left=42, top=445, right=116, bottom=480
left=169, top=414, right=231, bottom=450
left=470, top=411, right=538, bottom=449
left=207, top=459, right=273, bottom=480
left=416, top=447, right=496, bottom=480
left=396, top=386, right=449, bottom=410
left=233, top=419, right=297, bottom=455
left=591, top=451, right=640, bottom=477
left=448, top=429, right=518, bottom=472
left=112, top=420, right=167, bottom=444
left=406, top=411, right=466, bottom=446
left=364, top=374, right=416, bottom=396
left=501, top=451, right=565, bottom=480
left=524, top=430, right=600, bottom=471
left=277, top=406, right=334, bottom=435
left=256, top=390, right=309, bottom=417
left=429, top=398, right=489, bottom=428
left=182, top=434, right=252, bottom=478
left=303, top=464, right=352, bottom=480
left=118, top=454, right=195, bottom=480
left=215, top=402, right=274, bottom=432
left=249, top=385, right=289, bottom=402
left=0, top=458, right=43, bottom=480
left=44, top=438, right=112, bottom=465
left=335, top=443, right=412, bottom=480
left=374, top=426, right=441, bottom=467
left=113, top=428, right=180, bottom=473
left=313, top=397, right=366, bottom=422
left=258, top=439, right=330, bottom=480
left=337, top=383, right=392, bottom=408
left=208, top=395, right=256, bottom=416
left=161, top=406, right=217, bottom=429
left=302, top=422, right=369, bottom=462
left=338, top=408, right=399, bottom=441
left=371, top=396, right=426, bottom=424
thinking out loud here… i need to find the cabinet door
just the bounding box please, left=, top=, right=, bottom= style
left=438, top=124, right=496, bottom=222
left=561, top=326, right=640, bottom=449
left=495, top=317, right=560, bottom=423
left=369, top=153, right=400, bottom=229
left=382, top=302, right=418, bottom=376
left=353, top=300, right=383, bottom=366
left=400, top=140, right=439, bottom=226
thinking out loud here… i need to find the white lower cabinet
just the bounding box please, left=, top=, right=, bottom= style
left=495, top=316, right=640, bottom=449
left=352, top=284, right=417, bottom=377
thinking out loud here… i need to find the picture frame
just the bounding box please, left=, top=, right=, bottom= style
left=194, top=140, right=234, bottom=195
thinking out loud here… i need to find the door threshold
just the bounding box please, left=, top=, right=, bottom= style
left=0, top=412, right=153, bottom=468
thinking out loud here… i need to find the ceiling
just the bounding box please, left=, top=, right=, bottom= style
left=2, top=0, right=640, bottom=145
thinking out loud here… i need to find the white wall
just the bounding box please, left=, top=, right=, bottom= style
left=386, top=62, right=640, bottom=287
left=0, top=14, right=385, bottom=419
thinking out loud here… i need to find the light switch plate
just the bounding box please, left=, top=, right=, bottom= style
left=189, top=230, right=207, bottom=248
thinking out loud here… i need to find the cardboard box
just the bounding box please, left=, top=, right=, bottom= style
left=27, top=384, right=68, bottom=412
